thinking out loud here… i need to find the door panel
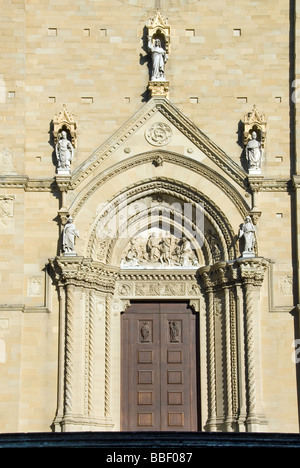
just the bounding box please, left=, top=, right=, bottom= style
left=121, top=302, right=199, bottom=431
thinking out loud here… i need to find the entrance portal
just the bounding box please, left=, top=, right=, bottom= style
left=121, top=302, right=199, bottom=431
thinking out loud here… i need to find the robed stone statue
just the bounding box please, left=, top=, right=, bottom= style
left=148, top=38, right=168, bottom=81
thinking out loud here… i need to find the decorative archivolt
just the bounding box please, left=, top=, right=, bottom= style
left=69, top=150, right=250, bottom=220
left=83, top=177, right=239, bottom=266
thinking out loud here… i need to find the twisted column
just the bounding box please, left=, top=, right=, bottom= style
left=224, top=286, right=233, bottom=428
left=243, top=281, right=257, bottom=421
left=104, top=295, right=112, bottom=418
left=87, top=291, right=96, bottom=416
left=64, top=284, right=75, bottom=416
left=207, top=288, right=217, bottom=430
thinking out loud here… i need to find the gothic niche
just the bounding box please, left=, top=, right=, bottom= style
left=147, top=10, right=170, bottom=98
left=52, top=104, right=77, bottom=174
left=243, top=105, right=267, bottom=175
left=120, top=228, right=199, bottom=269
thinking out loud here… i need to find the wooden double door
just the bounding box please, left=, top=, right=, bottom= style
left=121, top=302, right=199, bottom=431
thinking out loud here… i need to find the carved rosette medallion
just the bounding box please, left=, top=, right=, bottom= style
left=145, top=122, right=172, bottom=146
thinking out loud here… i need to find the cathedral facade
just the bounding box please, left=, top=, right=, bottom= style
left=0, top=0, right=300, bottom=434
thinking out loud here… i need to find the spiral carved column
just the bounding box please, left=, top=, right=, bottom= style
left=206, top=288, right=217, bottom=430
left=64, top=283, right=75, bottom=417
left=243, top=281, right=257, bottom=424
left=104, top=295, right=112, bottom=418
left=87, top=290, right=96, bottom=417
left=224, top=285, right=233, bottom=429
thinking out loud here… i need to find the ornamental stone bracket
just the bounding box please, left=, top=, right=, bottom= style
left=198, top=257, right=269, bottom=432
left=148, top=80, right=169, bottom=99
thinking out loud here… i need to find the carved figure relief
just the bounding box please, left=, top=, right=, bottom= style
left=140, top=321, right=152, bottom=342
left=145, top=122, right=172, bottom=146
left=28, top=277, right=43, bottom=297
left=169, top=321, right=180, bottom=342
left=121, top=228, right=199, bottom=269
left=0, top=195, right=14, bottom=227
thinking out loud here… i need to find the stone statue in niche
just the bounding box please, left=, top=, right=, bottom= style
left=245, top=131, right=262, bottom=173
left=56, top=130, right=74, bottom=173
left=239, top=216, right=256, bottom=257
left=148, top=37, right=168, bottom=81
left=121, top=228, right=199, bottom=269
left=62, top=216, right=79, bottom=255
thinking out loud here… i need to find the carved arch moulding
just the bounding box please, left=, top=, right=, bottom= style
left=80, top=176, right=244, bottom=268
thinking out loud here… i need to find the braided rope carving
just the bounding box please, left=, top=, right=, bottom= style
left=224, top=286, right=233, bottom=423
left=88, top=291, right=96, bottom=416
left=104, top=296, right=112, bottom=417
left=244, top=282, right=257, bottom=417
left=64, top=284, right=74, bottom=415
left=207, top=289, right=217, bottom=427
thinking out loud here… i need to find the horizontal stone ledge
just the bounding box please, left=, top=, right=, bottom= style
left=0, top=431, right=300, bottom=448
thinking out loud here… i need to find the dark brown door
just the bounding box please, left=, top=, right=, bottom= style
left=121, top=302, right=199, bottom=431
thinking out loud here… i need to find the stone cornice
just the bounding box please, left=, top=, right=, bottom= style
left=0, top=172, right=293, bottom=194
left=0, top=175, right=55, bottom=191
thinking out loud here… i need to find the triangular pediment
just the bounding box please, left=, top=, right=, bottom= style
left=71, top=97, right=246, bottom=189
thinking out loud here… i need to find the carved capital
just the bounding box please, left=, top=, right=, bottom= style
left=49, top=257, right=119, bottom=293
left=198, top=257, right=269, bottom=290
left=235, top=257, right=269, bottom=287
